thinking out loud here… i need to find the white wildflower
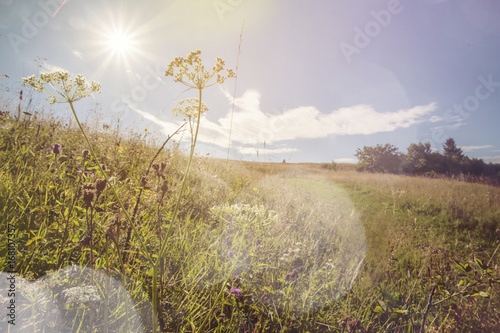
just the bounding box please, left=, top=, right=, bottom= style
left=62, top=285, right=101, bottom=305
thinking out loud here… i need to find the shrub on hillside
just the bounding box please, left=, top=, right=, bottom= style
left=355, top=143, right=402, bottom=173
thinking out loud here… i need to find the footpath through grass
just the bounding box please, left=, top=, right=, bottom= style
left=325, top=171, right=500, bottom=332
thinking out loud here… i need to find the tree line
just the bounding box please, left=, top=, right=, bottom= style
left=354, top=138, right=500, bottom=184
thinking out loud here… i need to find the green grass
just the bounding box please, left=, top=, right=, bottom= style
left=0, top=111, right=499, bottom=332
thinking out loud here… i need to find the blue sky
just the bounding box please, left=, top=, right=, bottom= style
left=1, top=0, right=499, bottom=163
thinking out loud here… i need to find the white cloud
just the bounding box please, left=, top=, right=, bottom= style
left=211, top=88, right=437, bottom=144
left=233, top=146, right=298, bottom=155
left=459, top=145, right=494, bottom=152
left=130, top=89, right=438, bottom=156
left=431, top=122, right=466, bottom=130
left=334, top=157, right=357, bottom=164
left=429, top=115, right=443, bottom=122
left=72, top=50, right=84, bottom=59
left=479, top=155, right=500, bottom=163
left=40, top=63, right=68, bottom=73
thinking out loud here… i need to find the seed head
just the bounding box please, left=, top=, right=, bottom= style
left=82, top=150, right=90, bottom=158
left=161, top=180, right=168, bottom=194
left=152, top=163, right=160, bottom=172
left=83, top=189, right=95, bottom=207
left=140, top=176, right=148, bottom=187
left=95, top=178, right=107, bottom=195
left=77, top=235, right=91, bottom=248
left=82, top=183, right=95, bottom=190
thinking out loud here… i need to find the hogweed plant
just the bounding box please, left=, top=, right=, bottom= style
left=22, top=51, right=235, bottom=332
left=162, top=51, right=234, bottom=244
left=151, top=50, right=235, bottom=332
left=23, top=70, right=163, bottom=330
left=22, top=73, right=155, bottom=280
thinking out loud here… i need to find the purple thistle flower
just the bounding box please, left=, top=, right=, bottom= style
left=230, top=287, right=242, bottom=296
left=83, top=171, right=94, bottom=177
left=227, top=250, right=234, bottom=258
left=51, top=143, right=62, bottom=156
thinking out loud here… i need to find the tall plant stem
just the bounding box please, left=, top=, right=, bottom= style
left=67, top=101, right=154, bottom=266
left=122, top=123, right=185, bottom=265
left=158, top=87, right=202, bottom=260
left=226, top=22, right=244, bottom=161
left=152, top=88, right=203, bottom=333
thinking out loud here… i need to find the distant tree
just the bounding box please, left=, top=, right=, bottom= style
left=463, top=157, right=486, bottom=176
left=426, top=151, right=447, bottom=174
left=404, top=142, right=433, bottom=174
left=352, top=139, right=500, bottom=184
left=355, top=143, right=402, bottom=173
left=442, top=138, right=464, bottom=175
left=443, top=138, right=463, bottom=160
left=403, top=142, right=447, bottom=174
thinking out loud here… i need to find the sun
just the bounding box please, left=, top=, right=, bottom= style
left=106, top=31, right=133, bottom=54
left=86, top=5, right=158, bottom=77
left=93, top=26, right=144, bottom=71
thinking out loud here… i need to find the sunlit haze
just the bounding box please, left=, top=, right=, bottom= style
left=1, top=0, right=499, bottom=163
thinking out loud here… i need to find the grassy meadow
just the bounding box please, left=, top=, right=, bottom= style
left=0, top=108, right=499, bottom=332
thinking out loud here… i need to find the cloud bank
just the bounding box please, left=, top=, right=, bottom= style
left=459, top=145, right=493, bottom=152
left=135, top=89, right=437, bottom=155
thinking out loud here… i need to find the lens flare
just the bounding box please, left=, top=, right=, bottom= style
left=200, top=169, right=367, bottom=312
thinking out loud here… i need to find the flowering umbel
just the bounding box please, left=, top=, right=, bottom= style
left=172, top=98, right=208, bottom=118
left=165, top=50, right=235, bottom=89
left=23, top=71, right=101, bottom=104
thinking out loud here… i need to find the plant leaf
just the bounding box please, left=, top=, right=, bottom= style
left=25, top=236, right=43, bottom=246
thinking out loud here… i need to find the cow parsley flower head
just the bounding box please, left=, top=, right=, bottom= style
left=23, top=71, right=101, bottom=104
left=172, top=98, right=208, bottom=118
left=62, top=285, right=101, bottom=305
left=165, top=50, right=235, bottom=89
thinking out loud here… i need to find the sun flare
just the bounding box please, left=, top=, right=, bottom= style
left=107, top=31, right=133, bottom=54
left=87, top=6, right=158, bottom=77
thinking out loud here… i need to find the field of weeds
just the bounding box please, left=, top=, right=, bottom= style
left=0, top=110, right=499, bottom=332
